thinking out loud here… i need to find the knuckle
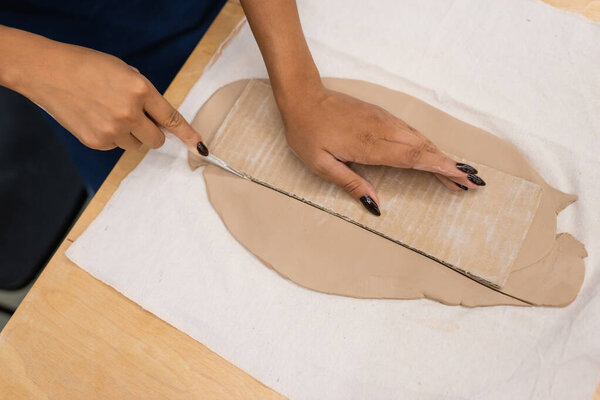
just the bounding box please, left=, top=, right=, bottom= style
left=365, top=111, right=383, bottom=125
left=406, top=124, right=418, bottom=134
left=360, top=131, right=377, bottom=146
left=101, top=123, right=120, bottom=139
left=131, top=75, right=149, bottom=95
left=96, top=122, right=114, bottom=137
left=341, top=178, right=363, bottom=196
left=151, top=132, right=166, bottom=149
left=405, top=141, right=427, bottom=166
left=365, top=106, right=387, bottom=124
left=311, top=157, right=331, bottom=176
left=164, top=109, right=183, bottom=129
left=101, top=143, right=117, bottom=150
left=82, top=137, right=99, bottom=149
left=423, top=139, right=437, bottom=153
left=83, top=135, right=108, bottom=150
left=114, top=106, right=136, bottom=122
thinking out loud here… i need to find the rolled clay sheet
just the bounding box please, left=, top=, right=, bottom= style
left=208, top=80, right=546, bottom=289
left=189, top=79, right=586, bottom=307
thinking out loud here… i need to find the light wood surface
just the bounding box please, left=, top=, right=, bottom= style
left=0, top=1, right=598, bottom=399
left=545, top=0, right=600, bottom=19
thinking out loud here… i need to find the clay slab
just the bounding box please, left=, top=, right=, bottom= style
left=189, top=79, right=586, bottom=306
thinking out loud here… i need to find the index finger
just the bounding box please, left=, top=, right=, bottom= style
left=414, top=150, right=474, bottom=178
left=143, top=84, right=204, bottom=151
left=370, top=139, right=475, bottom=178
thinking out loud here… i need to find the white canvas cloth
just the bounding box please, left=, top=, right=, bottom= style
left=67, top=0, right=600, bottom=398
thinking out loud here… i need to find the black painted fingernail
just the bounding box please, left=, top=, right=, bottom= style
left=360, top=195, right=381, bottom=216
left=456, top=163, right=478, bottom=175
left=455, top=182, right=468, bottom=191
left=467, top=174, right=486, bottom=186
left=196, top=141, right=209, bottom=156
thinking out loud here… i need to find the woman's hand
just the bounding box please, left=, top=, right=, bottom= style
left=0, top=26, right=204, bottom=152
left=240, top=1, right=485, bottom=215
left=279, top=84, right=486, bottom=215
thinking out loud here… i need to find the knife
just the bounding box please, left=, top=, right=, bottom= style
left=203, top=153, right=248, bottom=180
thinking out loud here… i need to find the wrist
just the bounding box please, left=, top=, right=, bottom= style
left=271, top=67, right=324, bottom=113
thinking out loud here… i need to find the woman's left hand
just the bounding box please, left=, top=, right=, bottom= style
left=278, top=83, right=486, bottom=215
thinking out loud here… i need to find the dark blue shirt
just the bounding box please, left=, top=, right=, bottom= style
left=1, top=0, right=225, bottom=189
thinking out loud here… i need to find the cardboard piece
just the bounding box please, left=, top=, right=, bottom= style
left=206, top=80, right=542, bottom=288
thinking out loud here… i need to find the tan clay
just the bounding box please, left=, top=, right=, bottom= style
left=190, top=79, right=586, bottom=307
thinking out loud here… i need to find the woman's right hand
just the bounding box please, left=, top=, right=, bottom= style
left=0, top=26, right=204, bottom=152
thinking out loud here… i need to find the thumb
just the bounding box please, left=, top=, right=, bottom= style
left=312, top=154, right=381, bottom=216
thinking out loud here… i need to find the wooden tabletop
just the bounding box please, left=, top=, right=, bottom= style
left=0, top=1, right=598, bottom=398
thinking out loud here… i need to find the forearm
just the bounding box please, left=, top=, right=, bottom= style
left=0, top=26, right=44, bottom=94
left=239, top=0, right=322, bottom=110
left=0, top=25, right=77, bottom=106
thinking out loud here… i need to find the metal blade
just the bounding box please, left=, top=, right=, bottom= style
left=204, top=153, right=247, bottom=179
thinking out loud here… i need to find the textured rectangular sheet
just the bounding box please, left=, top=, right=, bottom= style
left=209, top=80, right=543, bottom=288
